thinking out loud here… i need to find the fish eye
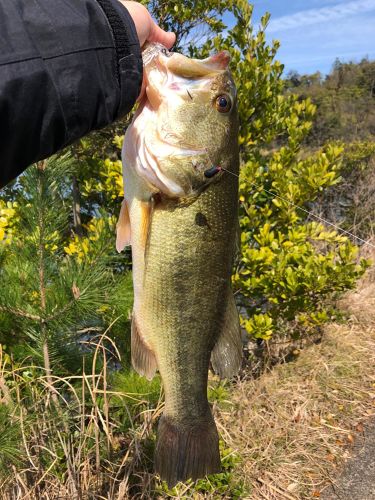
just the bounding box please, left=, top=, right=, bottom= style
left=215, top=94, right=232, bottom=113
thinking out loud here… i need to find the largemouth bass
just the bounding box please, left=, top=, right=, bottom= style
left=117, top=44, right=242, bottom=487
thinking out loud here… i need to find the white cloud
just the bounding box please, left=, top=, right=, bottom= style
left=267, top=0, right=375, bottom=33
left=270, top=12, right=375, bottom=74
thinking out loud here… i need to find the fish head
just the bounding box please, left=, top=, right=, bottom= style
left=129, top=44, right=239, bottom=199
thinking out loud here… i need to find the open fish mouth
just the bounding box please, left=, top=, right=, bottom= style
left=142, top=43, right=231, bottom=110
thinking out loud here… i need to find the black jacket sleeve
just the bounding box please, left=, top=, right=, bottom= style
left=0, top=0, right=143, bottom=187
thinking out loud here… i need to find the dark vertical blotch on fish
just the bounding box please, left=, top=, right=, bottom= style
left=155, top=415, right=221, bottom=488
left=195, top=212, right=211, bottom=229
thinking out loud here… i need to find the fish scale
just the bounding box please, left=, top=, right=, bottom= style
left=142, top=178, right=238, bottom=418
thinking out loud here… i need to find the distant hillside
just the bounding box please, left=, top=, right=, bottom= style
left=284, top=58, right=375, bottom=146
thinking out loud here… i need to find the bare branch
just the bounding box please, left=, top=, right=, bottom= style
left=0, top=306, right=41, bottom=322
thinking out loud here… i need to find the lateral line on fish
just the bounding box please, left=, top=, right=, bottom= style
left=219, top=166, right=375, bottom=250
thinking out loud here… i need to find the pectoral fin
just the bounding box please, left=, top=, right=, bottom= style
left=140, top=201, right=152, bottom=250
left=116, top=200, right=131, bottom=252
left=131, top=315, right=157, bottom=380
left=211, top=292, right=242, bottom=379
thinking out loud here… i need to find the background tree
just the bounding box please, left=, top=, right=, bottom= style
left=284, top=58, right=375, bottom=146
left=0, top=155, right=133, bottom=372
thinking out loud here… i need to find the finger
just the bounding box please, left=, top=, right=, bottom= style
left=148, top=22, right=176, bottom=49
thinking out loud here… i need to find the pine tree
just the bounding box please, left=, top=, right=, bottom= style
left=0, top=155, right=132, bottom=375
left=0, top=155, right=136, bottom=495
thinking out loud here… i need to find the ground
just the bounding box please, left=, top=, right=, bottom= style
left=321, top=267, right=375, bottom=500
left=217, top=262, right=375, bottom=499
left=322, top=420, right=375, bottom=499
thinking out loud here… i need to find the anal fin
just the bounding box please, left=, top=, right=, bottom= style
left=131, top=315, right=157, bottom=381
left=211, top=291, right=242, bottom=379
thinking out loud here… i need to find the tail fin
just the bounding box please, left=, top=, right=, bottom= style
left=155, top=415, right=221, bottom=488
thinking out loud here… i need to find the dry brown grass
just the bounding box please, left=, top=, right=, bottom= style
left=0, top=333, right=166, bottom=500
left=2, top=297, right=375, bottom=499
left=1, top=261, right=374, bottom=499
left=2, top=287, right=375, bottom=499
left=216, top=263, right=375, bottom=499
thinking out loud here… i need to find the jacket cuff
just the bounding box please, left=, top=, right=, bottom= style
left=96, top=0, right=143, bottom=117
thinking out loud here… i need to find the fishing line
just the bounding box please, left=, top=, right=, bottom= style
left=218, top=166, right=375, bottom=250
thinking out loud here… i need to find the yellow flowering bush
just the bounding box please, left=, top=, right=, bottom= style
left=198, top=1, right=370, bottom=340
left=0, top=201, right=18, bottom=245
left=80, top=157, right=123, bottom=201
left=64, top=216, right=116, bottom=263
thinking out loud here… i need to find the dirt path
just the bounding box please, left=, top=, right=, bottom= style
left=322, top=420, right=375, bottom=499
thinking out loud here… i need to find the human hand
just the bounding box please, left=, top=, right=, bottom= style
left=119, top=2, right=175, bottom=100
left=120, top=1, right=176, bottom=48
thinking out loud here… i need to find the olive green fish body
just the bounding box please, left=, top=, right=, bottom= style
left=139, top=171, right=238, bottom=419
left=126, top=158, right=239, bottom=486
left=117, top=44, right=242, bottom=486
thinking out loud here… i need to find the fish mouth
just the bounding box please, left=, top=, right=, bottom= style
left=142, top=43, right=230, bottom=75
left=133, top=44, right=229, bottom=198
left=142, top=43, right=231, bottom=109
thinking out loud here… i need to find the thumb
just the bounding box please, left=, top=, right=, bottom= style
left=148, top=22, right=176, bottom=49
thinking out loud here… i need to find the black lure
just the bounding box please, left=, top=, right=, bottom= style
left=204, top=166, right=221, bottom=178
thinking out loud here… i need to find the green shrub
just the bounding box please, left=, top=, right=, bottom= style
left=195, top=2, right=370, bottom=340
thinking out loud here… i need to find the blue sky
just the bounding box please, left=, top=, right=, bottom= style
left=225, top=0, right=375, bottom=75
